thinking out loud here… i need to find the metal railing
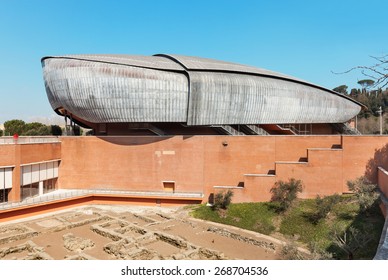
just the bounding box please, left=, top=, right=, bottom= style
left=245, top=125, right=269, bottom=135
left=330, top=123, right=361, bottom=135
left=0, top=136, right=60, bottom=144
left=279, top=124, right=312, bottom=135
left=211, top=125, right=245, bottom=135
left=0, top=188, right=204, bottom=210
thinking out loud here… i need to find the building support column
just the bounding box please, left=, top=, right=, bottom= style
left=39, top=181, right=44, bottom=196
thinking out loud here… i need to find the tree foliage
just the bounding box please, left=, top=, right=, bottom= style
left=3, top=119, right=62, bottom=136
left=270, top=178, right=303, bottom=212
left=347, top=177, right=379, bottom=213
left=331, top=225, right=372, bottom=260
left=24, top=122, right=50, bottom=136
left=280, top=240, right=304, bottom=260
left=211, top=190, right=234, bottom=211
left=358, top=79, right=375, bottom=89
left=72, top=125, right=82, bottom=136
left=4, top=119, right=26, bottom=135
left=347, top=87, right=388, bottom=119
left=50, top=125, right=62, bottom=136
left=339, top=54, right=388, bottom=89
left=332, top=83, right=388, bottom=134
left=310, top=194, right=341, bottom=224
left=332, top=54, right=388, bottom=134
left=332, top=85, right=348, bottom=94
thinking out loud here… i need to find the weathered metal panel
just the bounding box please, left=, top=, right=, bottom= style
left=157, top=54, right=303, bottom=82
left=41, top=54, right=362, bottom=127
left=43, top=58, right=189, bottom=123
left=42, top=54, right=185, bottom=71
left=158, top=54, right=361, bottom=109
left=187, top=72, right=360, bottom=125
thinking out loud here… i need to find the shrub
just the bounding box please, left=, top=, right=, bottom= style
left=331, top=224, right=372, bottom=260
left=280, top=240, right=304, bottom=260
left=212, top=190, right=234, bottom=210
left=308, top=241, right=333, bottom=260
left=347, top=176, right=379, bottom=213
left=311, top=194, right=341, bottom=224
left=270, top=178, right=303, bottom=212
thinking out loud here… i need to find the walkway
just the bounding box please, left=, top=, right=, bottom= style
left=0, top=189, right=204, bottom=211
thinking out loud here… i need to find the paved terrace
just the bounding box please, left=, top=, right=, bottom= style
left=0, top=189, right=204, bottom=223
left=0, top=189, right=204, bottom=211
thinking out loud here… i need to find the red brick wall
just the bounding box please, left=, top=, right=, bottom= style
left=2, top=136, right=387, bottom=204
left=0, top=143, right=61, bottom=202
left=59, top=135, right=388, bottom=203
left=19, top=143, right=61, bottom=164
left=0, top=145, right=16, bottom=166
left=342, top=136, right=388, bottom=187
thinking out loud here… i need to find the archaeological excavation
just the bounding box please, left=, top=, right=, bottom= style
left=0, top=205, right=283, bottom=260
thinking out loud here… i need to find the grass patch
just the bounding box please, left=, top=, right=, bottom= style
left=192, top=202, right=276, bottom=235
left=279, top=200, right=331, bottom=245
left=190, top=195, right=385, bottom=259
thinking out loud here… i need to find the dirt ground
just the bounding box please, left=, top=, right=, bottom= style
left=0, top=205, right=284, bottom=260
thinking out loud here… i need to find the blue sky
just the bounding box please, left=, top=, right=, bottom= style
left=0, top=0, right=387, bottom=124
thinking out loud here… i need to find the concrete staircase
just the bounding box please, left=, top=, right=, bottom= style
left=211, top=125, right=245, bottom=135
left=260, top=124, right=296, bottom=135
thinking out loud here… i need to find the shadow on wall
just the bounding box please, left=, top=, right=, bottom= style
left=96, top=136, right=174, bottom=146
left=365, top=143, right=388, bottom=184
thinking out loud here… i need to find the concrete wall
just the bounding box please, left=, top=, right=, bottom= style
left=58, top=135, right=388, bottom=203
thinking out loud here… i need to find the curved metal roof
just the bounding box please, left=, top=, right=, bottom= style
left=42, top=54, right=364, bottom=108
left=41, top=54, right=185, bottom=71
left=155, top=54, right=364, bottom=108
left=155, top=54, right=297, bottom=79
left=41, top=54, right=363, bottom=126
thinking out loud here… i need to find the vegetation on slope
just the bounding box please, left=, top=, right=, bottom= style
left=191, top=195, right=384, bottom=259
left=332, top=83, right=388, bottom=134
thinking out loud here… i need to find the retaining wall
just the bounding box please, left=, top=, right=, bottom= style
left=59, top=135, right=388, bottom=203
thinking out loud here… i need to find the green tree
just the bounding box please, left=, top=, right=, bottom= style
left=347, top=176, right=379, bottom=213
left=332, top=225, right=372, bottom=260
left=0, top=129, right=3, bottom=137
left=212, top=190, right=234, bottom=211
left=270, top=178, right=303, bottom=212
left=25, top=122, right=45, bottom=131
left=24, top=122, right=49, bottom=135
left=4, top=119, right=25, bottom=135
left=36, top=126, right=50, bottom=135
left=358, top=79, right=375, bottom=89
left=349, top=88, right=360, bottom=99
left=50, top=125, right=62, bottom=136
left=341, top=55, right=388, bottom=88
left=332, top=85, right=348, bottom=95
left=310, top=194, right=341, bottom=224
left=73, top=125, right=83, bottom=136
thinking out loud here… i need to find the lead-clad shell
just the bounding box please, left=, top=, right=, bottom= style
left=41, top=54, right=361, bottom=126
